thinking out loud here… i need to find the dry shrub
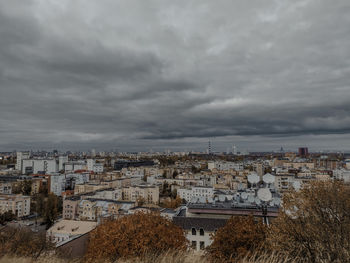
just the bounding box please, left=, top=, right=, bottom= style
left=206, top=216, right=267, bottom=262
left=0, top=255, right=79, bottom=263
left=115, top=250, right=207, bottom=263
left=0, top=227, right=54, bottom=259
left=268, top=180, right=350, bottom=263
left=84, top=212, right=188, bottom=262
left=161, top=196, right=182, bottom=208
left=0, top=251, right=302, bottom=263
left=239, top=251, right=299, bottom=263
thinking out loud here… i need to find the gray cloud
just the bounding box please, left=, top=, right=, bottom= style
left=0, top=0, right=350, bottom=152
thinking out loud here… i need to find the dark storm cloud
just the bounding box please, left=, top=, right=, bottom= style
left=1, top=0, right=350, bottom=151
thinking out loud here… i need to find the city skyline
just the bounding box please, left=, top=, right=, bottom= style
left=1, top=1, right=350, bottom=151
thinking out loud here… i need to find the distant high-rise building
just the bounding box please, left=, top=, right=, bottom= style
left=208, top=140, right=212, bottom=154
left=232, top=145, right=237, bottom=155
left=298, top=147, right=309, bottom=157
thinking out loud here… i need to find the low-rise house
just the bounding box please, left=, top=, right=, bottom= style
left=47, top=220, right=97, bottom=246
left=173, top=200, right=280, bottom=251
left=173, top=208, right=227, bottom=251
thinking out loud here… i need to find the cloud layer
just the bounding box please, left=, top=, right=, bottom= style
left=1, top=0, right=350, bottom=151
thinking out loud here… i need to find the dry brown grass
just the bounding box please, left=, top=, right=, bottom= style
left=0, top=251, right=298, bottom=263
left=0, top=255, right=67, bottom=263
left=1, top=250, right=347, bottom=263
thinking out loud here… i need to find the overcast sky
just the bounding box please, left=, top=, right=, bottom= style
left=1, top=0, right=350, bottom=152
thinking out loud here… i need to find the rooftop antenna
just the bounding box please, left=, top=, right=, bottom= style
left=257, top=188, right=272, bottom=202
left=247, top=173, right=259, bottom=187
left=248, top=195, right=255, bottom=203
left=257, top=188, right=272, bottom=225
left=241, top=192, right=248, bottom=200
left=293, top=181, right=301, bottom=191
left=263, top=173, right=275, bottom=186
left=208, top=140, right=212, bottom=154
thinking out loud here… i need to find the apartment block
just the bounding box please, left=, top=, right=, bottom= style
left=122, top=184, right=159, bottom=204
left=0, top=194, right=31, bottom=217
left=177, top=186, right=214, bottom=202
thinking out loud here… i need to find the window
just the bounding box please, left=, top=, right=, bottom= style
left=192, top=228, right=196, bottom=235
left=200, top=241, right=205, bottom=250
left=200, top=228, right=204, bottom=236
left=191, top=241, right=197, bottom=249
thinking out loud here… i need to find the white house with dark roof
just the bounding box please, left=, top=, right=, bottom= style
left=173, top=208, right=227, bottom=251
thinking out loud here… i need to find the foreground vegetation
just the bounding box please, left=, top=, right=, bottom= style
left=1, top=180, right=349, bottom=263
left=0, top=252, right=298, bottom=263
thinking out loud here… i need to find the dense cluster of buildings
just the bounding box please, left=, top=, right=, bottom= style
left=0, top=148, right=350, bottom=252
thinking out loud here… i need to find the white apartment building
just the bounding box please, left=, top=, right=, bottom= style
left=50, top=174, right=66, bottom=196
left=0, top=194, right=31, bottom=217
left=64, top=161, right=86, bottom=172
left=58, top=156, right=68, bottom=171
left=87, top=159, right=94, bottom=171
left=93, top=163, right=104, bottom=173
left=66, top=173, right=89, bottom=185
left=22, top=159, right=58, bottom=174
left=208, top=161, right=243, bottom=171
left=16, top=152, right=30, bottom=171
left=86, top=159, right=104, bottom=173
left=178, top=187, right=214, bottom=202
left=123, top=169, right=144, bottom=178
left=50, top=173, right=90, bottom=196
left=333, top=169, right=350, bottom=183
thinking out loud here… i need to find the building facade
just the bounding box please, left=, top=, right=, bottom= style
left=0, top=194, right=31, bottom=217
left=122, top=185, right=159, bottom=204
left=177, top=187, right=214, bottom=202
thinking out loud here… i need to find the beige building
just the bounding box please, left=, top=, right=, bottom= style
left=0, top=194, right=31, bottom=217
left=31, top=178, right=42, bottom=195
left=78, top=199, right=98, bottom=221
left=274, top=174, right=295, bottom=192
left=63, top=197, right=80, bottom=220
left=104, top=178, right=131, bottom=188
left=77, top=199, right=135, bottom=221
left=74, top=183, right=109, bottom=195
left=283, top=162, right=315, bottom=169
left=122, top=184, right=159, bottom=204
